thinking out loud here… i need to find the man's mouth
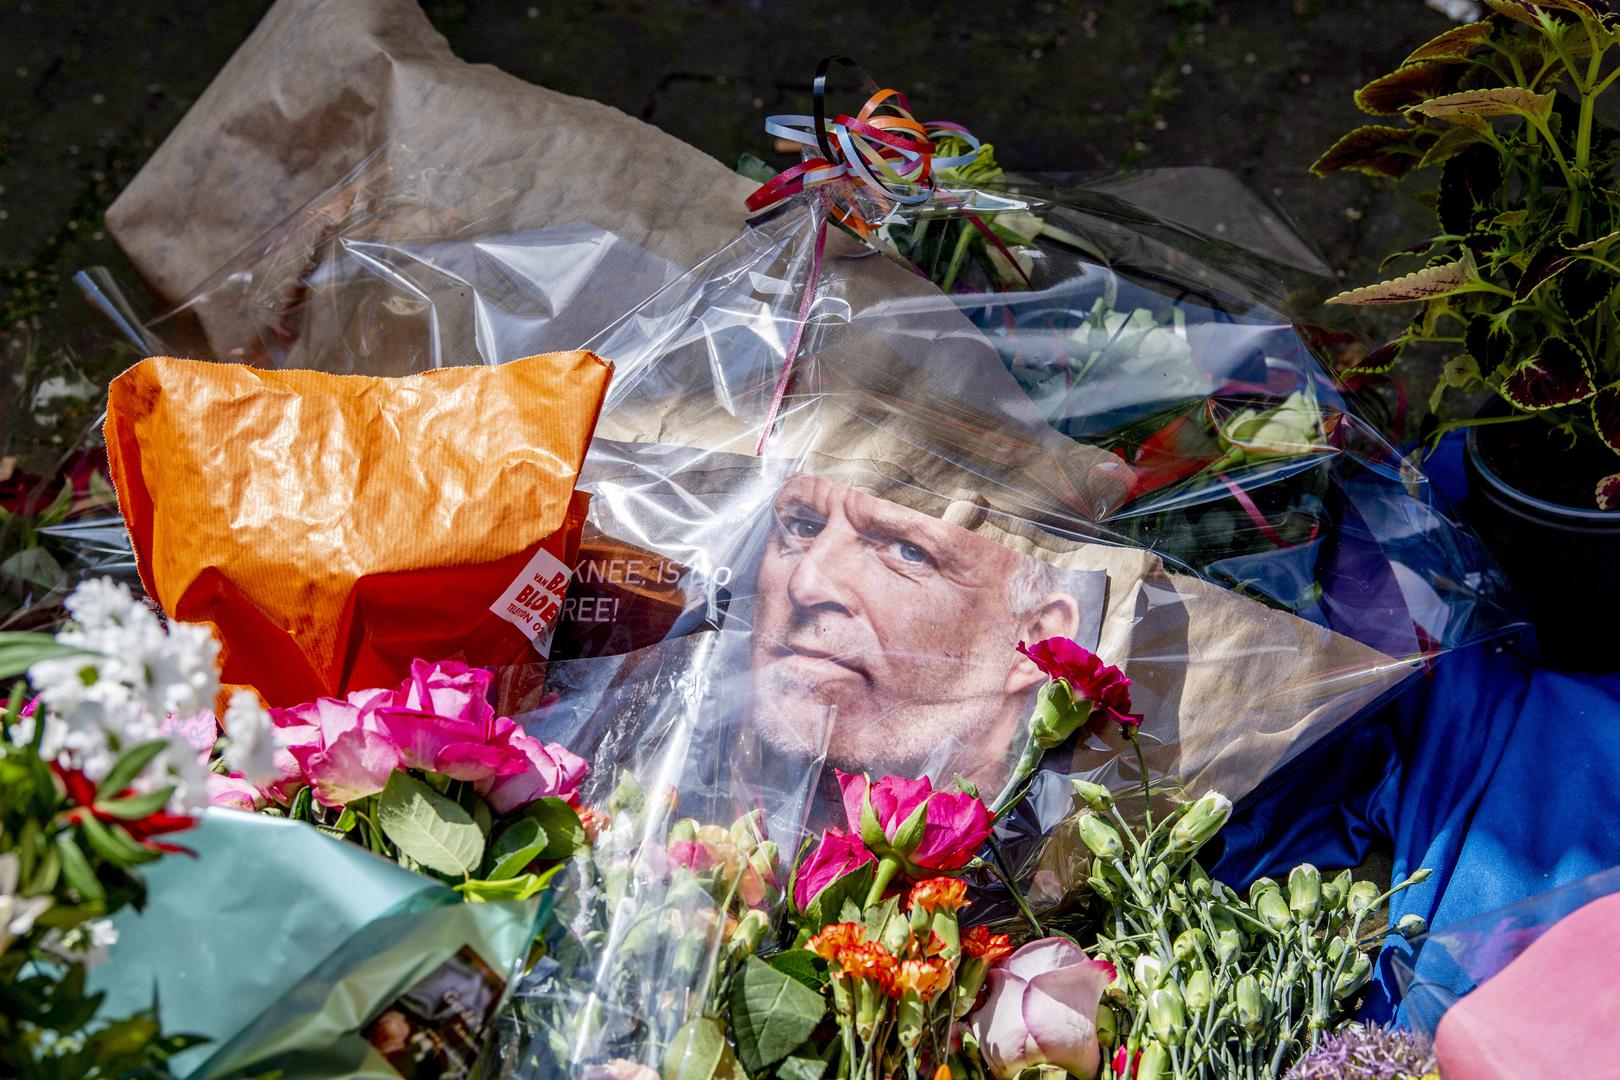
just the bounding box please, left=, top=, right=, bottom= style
left=768, top=641, right=871, bottom=681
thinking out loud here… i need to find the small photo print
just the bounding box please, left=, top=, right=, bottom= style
left=363, top=945, right=507, bottom=1080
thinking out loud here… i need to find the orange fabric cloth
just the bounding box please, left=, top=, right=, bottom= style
left=105, top=352, right=611, bottom=706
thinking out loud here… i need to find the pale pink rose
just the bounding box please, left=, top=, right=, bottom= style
left=206, top=771, right=266, bottom=812
left=969, top=937, right=1117, bottom=1080
left=475, top=717, right=588, bottom=814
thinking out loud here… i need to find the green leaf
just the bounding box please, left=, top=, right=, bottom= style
left=664, top=1016, right=745, bottom=1080
left=1418, top=124, right=1486, bottom=169
left=289, top=785, right=314, bottom=822
left=483, top=817, right=548, bottom=880
left=513, top=796, right=586, bottom=860
left=1355, top=62, right=1450, bottom=116
left=803, top=861, right=874, bottom=931
left=56, top=835, right=105, bottom=904
left=0, top=632, right=92, bottom=682
left=1326, top=257, right=1479, bottom=305
left=77, top=812, right=159, bottom=867
left=1557, top=258, right=1617, bottom=320
left=0, top=546, right=67, bottom=593
left=1309, top=125, right=1438, bottom=179
left=778, top=1056, right=830, bottom=1080
left=97, top=740, right=169, bottom=800
left=455, top=864, right=563, bottom=902
left=1410, top=87, right=1556, bottom=125
left=376, top=772, right=486, bottom=876
left=768, top=948, right=828, bottom=991
left=95, top=786, right=175, bottom=820
left=729, top=957, right=828, bottom=1074
left=1404, top=19, right=1494, bottom=64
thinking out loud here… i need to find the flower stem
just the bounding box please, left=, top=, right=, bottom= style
left=865, top=855, right=902, bottom=909
left=1129, top=728, right=1153, bottom=830
left=988, top=737, right=1043, bottom=820
left=986, top=835, right=1044, bottom=936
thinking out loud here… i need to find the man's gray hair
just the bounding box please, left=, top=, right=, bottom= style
left=1005, top=556, right=1069, bottom=618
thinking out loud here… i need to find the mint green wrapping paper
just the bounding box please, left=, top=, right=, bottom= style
left=93, top=810, right=542, bottom=1079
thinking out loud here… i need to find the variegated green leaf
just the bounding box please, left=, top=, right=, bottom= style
left=1325, top=258, right=1478, bottom=305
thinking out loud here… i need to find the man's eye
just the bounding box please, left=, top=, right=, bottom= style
left=784, top=516, right=823, bottom=541
left=895, top=541, right=930, bottom=566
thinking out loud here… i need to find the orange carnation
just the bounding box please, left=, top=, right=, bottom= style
left=909, top=877, right=970, bottom=914
left=894, top=956, right=953, bottom=1000
left=962, top=925, right=1015, bottom=964
left=807, top=922, right=867, bottom=962
left=835, top=940, right=901, bottom=994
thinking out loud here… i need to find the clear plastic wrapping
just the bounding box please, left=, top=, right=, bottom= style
left=1391, top=866, right=1620, bottom=1078
left=69, top=143, right=1528, bottom=1068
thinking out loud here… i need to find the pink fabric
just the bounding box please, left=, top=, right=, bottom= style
left=1435, top=892, right=1620, bottom=1079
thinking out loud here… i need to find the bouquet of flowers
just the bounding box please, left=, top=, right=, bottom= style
left=1, top=579, right=219, bottom=1076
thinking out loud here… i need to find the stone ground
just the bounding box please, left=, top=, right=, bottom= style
left=0, top=0, right=1460, bottom=340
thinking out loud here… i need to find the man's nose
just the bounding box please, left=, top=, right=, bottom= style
left=785, top=530, right=858, bottom=614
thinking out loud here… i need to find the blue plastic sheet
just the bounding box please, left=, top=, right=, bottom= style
left=1208, top=433, right=1620, bottom=1025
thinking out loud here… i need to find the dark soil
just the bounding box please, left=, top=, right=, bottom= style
left=1477, top=419, right=1620, bottom=512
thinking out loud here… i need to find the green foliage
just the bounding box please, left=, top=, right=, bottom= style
left=376, top=771, right=486, bottom=877
left=0, top=689, right=200, bottom=1076
left=1314, top=1, right=1620, bottom=503
left=726, top=956, right=828, bottom=1075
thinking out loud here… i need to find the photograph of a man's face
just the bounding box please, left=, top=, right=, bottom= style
left=746, top=474, right=1104, bottom=793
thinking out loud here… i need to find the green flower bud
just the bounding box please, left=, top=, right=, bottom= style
left=1134, top=954, right=1165, bottom=990
left=1209, top=908, right=1242, bottom=964
left=1249, top=876, right=1280, bottom=902
left=1236, top=975, right=1266, bottom=1034
left=729, top=809, right=764, bottom=855
left=1288, top=864, right=1322, bottom=921
left=1148, top=985, right=1186, bottom=1040
left=1071, top=778, right=1114, bottom=811
left=1257, top=889, right=1292, bottom=931
left=1095, top=1003, right=1119, bottom=1050
left=1089, top=864, right=1117, bottom=901
left=1030, top=677, right=1095, bottom=749
left=668, top=818, right=698, bottom=845
left=1186, top=860, right=1212, bottom=898
left=1323, top=869, right=1352, bottom=911
left=1149, top=862, right=1171, bottom=891
left=1184, top=969, right=1213, bottom=1014
left=1404, top=867, right=1433, bottom=887
left=608, top=772, right=644, bottom=817
left=1396, top=913, right=1428, bottom=939
left=1327, top=935, right=1347, bottom=964
left=1173, top=929, right=1207, bottom=964
left=1137, top=1041, right=1169, bottom=1080
left=1168, top=792, right=1233, bottom=855
left=1078, top=814, right=1125, bottom=859
left=1334, top=953, right=1372, bottom=1001
left=1346, top=881, right=1380, bottom=917
left=727, top=908, right=770, bottom=959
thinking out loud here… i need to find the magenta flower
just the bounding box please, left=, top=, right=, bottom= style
left=969, top=937, right=1118, bottom=1080
left=372, top=660, right=528, bottom=782
left=836, top=771, right=993, bottom=875
left=474, top=717, right=589, bottom=815
left=273, top=695, right=401, bottom=808
left=1016, top=638, right=1140, bottom=733
left=793, top=828, right=876, bottom=912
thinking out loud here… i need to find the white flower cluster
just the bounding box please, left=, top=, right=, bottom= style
left=22, top=578, right=222, bottom=812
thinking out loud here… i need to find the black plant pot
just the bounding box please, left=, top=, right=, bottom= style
left=1465, top=425, right=1620, bottom=672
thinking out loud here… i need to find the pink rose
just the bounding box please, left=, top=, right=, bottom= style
left=969, top=937, right=1117, bottom=1080
left=474, top=717, right=588, bottom=814
left=1016, top=638, right=1140, bottom=733
left=274, top=695, right=401, bottom=808
left=207, top=771, right=267, bottom=812
left=793, top=827, right=876, bottom=912
left=837, top=771, right=993, bottom=874
left=372, top=661, right=527, bottom=783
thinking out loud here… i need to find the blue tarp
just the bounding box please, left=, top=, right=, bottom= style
left=1207, top=434, right=1620, bottom=1024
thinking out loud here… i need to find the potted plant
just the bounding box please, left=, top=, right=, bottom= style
left=1312, top=0, right=1620, bottom=669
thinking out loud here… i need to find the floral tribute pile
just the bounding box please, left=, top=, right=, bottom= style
left=0, top=580, right=1426, bottom=1079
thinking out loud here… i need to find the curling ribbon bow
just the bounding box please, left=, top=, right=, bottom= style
left=744, top=56, right=984, bottom=453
